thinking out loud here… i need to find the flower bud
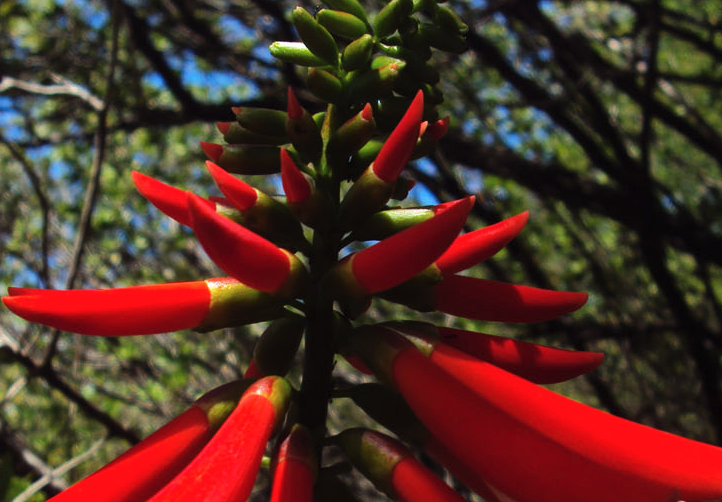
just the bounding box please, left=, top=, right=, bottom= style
left=280, top=148, right=330, bottom=229
left=317, top=9, right=368, bottom=39
left=373, top=0, right=413, bottom=39
left=231, top=106, right=289, bottom=137
left=253, top=316, right=306, bottom=377
left=270, top=41, right=327, bottom=67
left=417, top=22, right=467, bottom=53
left=346, top=206, right=434, bottom=242
left=345, top=62, right=404, bottom=103
left=326, top=103, right=376, bottom=168
left=321, top=0, right=369, bottom=25
left=342, top=34, right=374, bottom=71
left=292, top=6, right=339, bottom=66
left=433, top=4, right=468, bottom=35
left=217, top=121, right=289, bottom=145
left=306, top=67, right=344, bottom=103
left=286, top=87, right=323, bottom=163
left=201, top=142, right=281, bottom=174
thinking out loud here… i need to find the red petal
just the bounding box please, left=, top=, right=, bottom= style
left=392, top=456, right=468, bottom=502
left=206, top=161, right=258, bottom=211
left=187, top=192, right=291, bottom=293
left=200, top=141, right=223, bottom=162
left=49, top=406, right=211, bottom=502
left=280, top=148, right=311, bottom=203
left=401, top=339, right=722, bottom=501
left=287, top=87, right=302, bottom=119
left=216, top=122, right=231, bottom=134
left=351, top=196, right=473, bottom=293
left=132, top=171, right=213, bottom=227
left=2, top=282, right=210, bottom=336
left=372, top=90, right=424, bottom=183
left=427, top=117, right=449, bottom=141
left=436, top=326, right=603, bottom=384
left=146, top=377, right=283, bottom=502
left=435, top=211, right=529, bottom=275
left=434, top=275, right=588, bottom=322
left=391, top=344, right=679, bottom=502
left=270, top=426, right=315, bottom=502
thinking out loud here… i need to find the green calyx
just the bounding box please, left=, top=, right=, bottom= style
left=335, top=428, right=409, bottom=497
left=194, top=379, right=255, bottom=432
left=377, top=265, right=442, bottom=311
left=346, top=206, right=434, bottom=242
left=326, top=105, right=377, bottom=169
left=338, top=165, right=396, bottom=229
left=322, top=256, right=371, bottom=319
left=233, top=191, right=307, bottom=253
left=213, top=145, right=281, bottom=175
left=197, top=278, right=284, bottom=332
left=348, top=325, right=410, bottom=386
left=222, top=122, right=290, bottom=145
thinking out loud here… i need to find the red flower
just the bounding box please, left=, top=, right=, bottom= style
left=269, top=424, right=316, bottom=502
left=148, top=376, right=291, bottom=502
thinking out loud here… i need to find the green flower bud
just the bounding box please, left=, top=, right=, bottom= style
left=232, top=107, right=288, bottom=136
left=326, top=103, right=376, bottom=168
left=434, top=4, right=468, bottom=34
left=342, top=34, right=373, bottom=71
left=307, top=67, right=344, bottom=104
left=317, top=9, right=368, bottom=40
left=346, top=62, right=404, bottom=103
left=418, top=22, right=467, bottom=53
left=221, top=122, right=290, bottom=146
left=269, top=41, right=328, bottom=66
left=253, top=316, right=306, bottom=376
left=346, top=207, right=434, bottom=241
left=292, top=7, right=339, bottom=66
left=373, top=0, right=413, bottom=39
left=211, top=145, right=282, bottom=175
left=322, top=0, right=369, bottom=25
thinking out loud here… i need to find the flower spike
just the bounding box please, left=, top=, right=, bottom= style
left=147, top=376, right=292, bottom=502
left=336, top=428, right=467, bottom=502
left=435, top=211, right=530, bottom=275
left=435, top=275, right=588, bottom=322
left=48, top=380, right=253, bottom=502
left=187, top=192, right=307, bottom=295
left=3, top=278, right=283, bottom=336
left=351, top=329, right=722, bottom=502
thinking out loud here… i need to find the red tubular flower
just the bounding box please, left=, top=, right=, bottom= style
left=205, top=161, right=258, bottom=211
left=435, top=274, right=588, bottom=322
left=148, top=376, right=291, bottom=502
left=329, top=196, right=472, bottom=301
left=351, top=196, right=473, bottom=293
left=336, top=428, right=468, bottom=502
left=352, top=329, right=722, bottom=502
left=338, top=91, right=424, bottom=227
left=132, top=171, right=214, bottom=227
left=434, top=211, right=529, bottom=275
left=280, top=148, right=312, bottom=203
left=47, top=380, right=252, bottom=502
left=186, top=192, right=307, bottom=295
left=3, top=278, right=282, bottom=336
left=371, top=90, right=424, bottom=183
left=387, top=321, right=603, bottom=384
left=270, top=424, right=316, bottom=502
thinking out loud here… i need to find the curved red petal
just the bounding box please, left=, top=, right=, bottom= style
left=147, top=379, right=279, bottom=502
left=200, top=141, right=223, bottom=162
left=49, top=406, right=211, bottom=502
left=352, top=196, right=473, bottom=293
left=435, top=211, right=529, bottom=276
left=187, top=192, right=290, bottom=293
left=392, top=345, right=679, bottom=502
left=2, top=282, right=210, bottom=336
left=206, top=161, right=258, bottom=211
left=436, top=326, right=603, bottom=384
left=402, top=339, right=722, bottom=501
left=392, top=456, right=468, bottom=502
left=372, top=90, right=424, bottom=183
left=434, top=275, right=588, bottom=322
left=132, top=171, right=212, bottom=227
left=280, top=148, right=311, bottom=203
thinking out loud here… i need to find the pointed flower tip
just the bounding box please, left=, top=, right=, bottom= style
left=187, top=191, right=293, bottom=294
left=231, top=106, right=243, bottom=115
left=131, top=171, right=195, bottom=227
left=280, top=148, right=311, bottom=203
left=200, top=141, right=223, bottom=162
left=216, top=121, right=231, bottom=134
left=372, top=90, right=425, bottom=183
left=287, top=87, right=302, bottom=119
left=362, top=103, right=373, bottom=121
left=352, top=196, right=472, bottom=294
left=428, top=117, right=450, bottom=140
left=205, top=160, right=257, bottom=211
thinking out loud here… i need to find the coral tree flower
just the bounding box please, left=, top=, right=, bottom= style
left=148, top=376, right=291, bottom=502
left=47, top=380, right=252, bottom=502
left=336, top=428, right=468, bottom=502
left=2, top=278, right=281, bottom=336
left=269, top=424, right=316, bottom=502
left=351, top=328, right=722, bottom=502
